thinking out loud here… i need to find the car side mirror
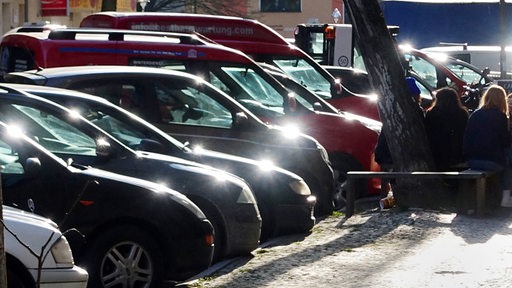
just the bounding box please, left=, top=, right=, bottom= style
left=96, top=139, right=113, bottom=158
left=313, top=102, right=323, bottom=112
left=286, top=93, right=297, bottom=112
left=333, top=79, right=343, bottom=95
left=482, top=67, right=490, bottom=77
left=24, top=157, right=41, bottom=179
left=234, top=112, right=249, bottom=128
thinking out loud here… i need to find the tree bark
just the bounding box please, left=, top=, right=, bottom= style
left=343, top=0, right=452, bottom=209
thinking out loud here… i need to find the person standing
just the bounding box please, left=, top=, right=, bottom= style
left=463, top=85, right=511, bottom=207
left=425, top=87, right=469, bottom=171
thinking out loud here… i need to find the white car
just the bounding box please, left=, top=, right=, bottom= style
left=4, top=205, right=88, bottom=287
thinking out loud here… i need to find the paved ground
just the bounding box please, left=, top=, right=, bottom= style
left=179, top=197, right=512, bottom=288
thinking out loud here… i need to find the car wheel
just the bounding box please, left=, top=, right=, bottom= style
left=7, top=266, right=33, bottom=288
left=84, top=225, right=164, bottom=288
left=332, top=154, right=365, bottom=210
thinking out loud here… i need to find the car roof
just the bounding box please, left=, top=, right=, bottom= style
left=5, top=66, right=270, bottom=126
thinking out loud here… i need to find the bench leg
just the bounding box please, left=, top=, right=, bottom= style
left=345, top=178, right=356, bottom=218
left=475, top=177, right=486, bottom=217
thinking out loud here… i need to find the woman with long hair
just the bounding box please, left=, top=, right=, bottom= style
left=463, top=85, right=511, bottom=207
left=425, top=87, right=469, bottom=171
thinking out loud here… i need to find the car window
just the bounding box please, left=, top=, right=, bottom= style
left=222, top=67, right=284, bottom=107
left=405, top=53, right=453, bottom=90
left=77, top=107, right=146, bottom=149
left=0, top=138, right=23, bottom=174
left=444, top=61, right=484, bottom=85
left=162, top=61, right=287, bottom=120
left=0, top=103, right=97, bottom=156
left=272, top=58, right=332, bottom=99
left=154, top=80, right=233, bottom=127
left=72, top=77, right=233, bottom=129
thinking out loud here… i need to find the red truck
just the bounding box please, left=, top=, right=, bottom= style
left=79, top=12, right=379, bottom=117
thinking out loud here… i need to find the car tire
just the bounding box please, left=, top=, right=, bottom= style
left=7, top=266, right=33, bottom=288
left=83, top=225, right=164, bottom=288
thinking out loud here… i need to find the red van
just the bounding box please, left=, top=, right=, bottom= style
left=0, top=28, right=381, bottom=202
left=79, top=12, right=379, bottom=116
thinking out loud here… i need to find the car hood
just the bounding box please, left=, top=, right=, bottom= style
left=68, top=164, right=206, bottom=218
left=73, top=164, right=185, bottom=196
left=4, top=205, right=59, bottom=232
left=184, top=147, right=302, bottom=182
left=135, top=150, right=248, bottom=185
left=3, top=206, right=64, bottom=267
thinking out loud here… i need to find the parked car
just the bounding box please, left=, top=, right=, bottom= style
left=4, top=65, right=336, bottom=216
left=6, top=83, right=316, bottom=240
left=325, top=66, right=435, bottom=110
left=0, top=120, right=215, bottom=287
left=0, top=84, right=260, bottom=263
left=4, top=205, right=88, bottom=287
left=0, top=28, right=381, bottom=211
left=324, top=66, right=376, bottom=95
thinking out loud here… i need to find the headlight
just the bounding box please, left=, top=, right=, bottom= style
left=236, top=184, right=257, bottom=204
left=289, top=180, right=311, bottom=196
left=51, top=236, right=74, bottom=267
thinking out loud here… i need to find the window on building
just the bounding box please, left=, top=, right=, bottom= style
left=260, top=0, right=301, bottom=12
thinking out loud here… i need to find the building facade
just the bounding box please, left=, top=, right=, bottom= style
left=0, top=0, right=344, bottom=38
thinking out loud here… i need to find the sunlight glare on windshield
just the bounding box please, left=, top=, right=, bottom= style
left=6, top=124, right=24, bottom=138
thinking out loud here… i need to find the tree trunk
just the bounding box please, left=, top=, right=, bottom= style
left=343, top=0, right=452, bottom=209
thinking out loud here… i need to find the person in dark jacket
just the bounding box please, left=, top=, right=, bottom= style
left=425, top=87, right=469, bottom=171
left=463, top=85, right=511, bottom=207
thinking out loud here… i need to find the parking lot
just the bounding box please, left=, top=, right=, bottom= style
left=185, top=201, right=512, bottom=288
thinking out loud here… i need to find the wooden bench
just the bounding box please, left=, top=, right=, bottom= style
left=345, top=170, right=498, bottom=218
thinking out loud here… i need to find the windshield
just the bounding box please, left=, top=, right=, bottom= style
left=272, top=58, right=332, bottom=99
left=0, top=103, right=97, bottom=155
left=163, top=61, right=289, bottom=120
left=62, top=100, right=184, bottom=153
left=443, top=60, right=491, bottom=86
left=404, top=52, right=454, bottom=91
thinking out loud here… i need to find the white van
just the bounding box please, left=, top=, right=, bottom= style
left=421, top=45, right=512, bottom=75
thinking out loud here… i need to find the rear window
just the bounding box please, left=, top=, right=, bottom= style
left=0, top=46, right=35, bottom=80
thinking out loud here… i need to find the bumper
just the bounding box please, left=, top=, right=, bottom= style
left=31, top=265, right=88, bottom=288
left=274, top=197, right=316, bottom=236
left=169, top=219, right=214, bottom=280
left=224, top=204, right=262, bottom=257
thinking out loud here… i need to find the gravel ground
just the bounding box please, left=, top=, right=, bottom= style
left=179, top=197, right=512, bottom=288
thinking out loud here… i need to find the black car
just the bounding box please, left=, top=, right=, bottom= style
left=0, top=120, right=214, bottom=287
left=5, top=65, right=335, bottom=216
left=0, top=85, right=262, bottom=263
left=6, top=83, right=316, bottom=240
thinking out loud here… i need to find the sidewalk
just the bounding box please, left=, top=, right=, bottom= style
left=182, top=199, right=512, bottom=288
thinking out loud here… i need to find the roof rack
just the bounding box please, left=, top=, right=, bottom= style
left=47, top=28, right=205, bottom=45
